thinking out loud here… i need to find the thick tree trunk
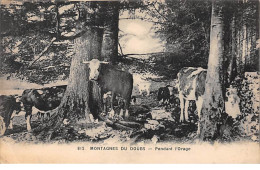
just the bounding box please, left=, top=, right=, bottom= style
left=59, top=30, right=92, bottom=122
left=34, top=2, right=104, bottom=141
left=200, top=0, right=225, bottom=140
left=101, top=1, right=119, bottom=64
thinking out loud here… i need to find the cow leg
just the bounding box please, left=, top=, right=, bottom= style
left=184, top=99, right=189, bottom=122
left=146, top=88, right=150, bottom=96
left=37, top=112, right=41, bottom=119
left=101, top=92, right=107, bottom=114
left=119, top=98, right=125, bottom=117
left=24, top=105, right=32, bottom=132
left=124, top=96, right=131, bottom=118
left=119, top=107, right=124, bottom=117
left=179, top=94, right=185, bottom=122
left=25, top=113, right=32, bottom=132
left=196, top=96, right=203, bottom=134
left=102, top=96, right=107, bottom=114
left=0, top=116, right=6, bottom=136
left=8, top=110, right=16, bottom=129
left=46, top=112, right=50, bottom=120
left=108, top=92, right=115, bottom=118
left=41, top=112, right=44, bottom=123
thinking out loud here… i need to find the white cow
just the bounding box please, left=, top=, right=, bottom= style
left=132, top=74, right=151, bottom=96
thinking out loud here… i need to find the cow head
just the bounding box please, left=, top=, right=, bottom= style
left=83, top=59, right=109, bottom=80
left=14, top=95, right=23, bottom=114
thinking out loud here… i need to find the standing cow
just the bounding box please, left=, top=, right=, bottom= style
left=21, top=85, right=66, bottom=131
left=0, top=95, right=22, bottom=136
left=177, top=67, right=207, bottom=133
left=157, top=85, right=176, bottom=106
left=157, top=86, right=170, bottom=105
left=83, top=59, right=133, bottom=118
left=177, top=67, right=242, bottom=134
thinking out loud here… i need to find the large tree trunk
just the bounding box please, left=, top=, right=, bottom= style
left=34, top=2, right=104, bottom=141
left=101, top=1, right=119, bottom=64
left=200, top=0, right=225, bottom=140
left=59, top=31, right=92, bottom=122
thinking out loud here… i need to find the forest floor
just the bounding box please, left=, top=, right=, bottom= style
left=0, top=90, right=254, bottom=145
left=1, top=91, right=199, bottom=144
left=0, top=57, right=258, bottom=144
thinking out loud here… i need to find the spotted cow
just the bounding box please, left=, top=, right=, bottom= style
left=177, top=67, right=243, bottom=134
left=177, top=67, right=207, bottom=133
left=21, top=85, right=66, bottom=131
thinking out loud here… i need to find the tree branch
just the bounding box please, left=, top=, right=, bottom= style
left=28, top=37, right=56, bottom=68
left=151, top=3, right=169, bottom=22
left=118, top=42, right=124, bottom=56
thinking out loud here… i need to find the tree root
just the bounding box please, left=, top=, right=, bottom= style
left=32, top=108, right=143, bottom=142
left=98, top=115, right=143, bottom=131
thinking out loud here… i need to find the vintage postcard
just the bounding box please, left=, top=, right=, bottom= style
left=0, top=0, right=259, bottom=164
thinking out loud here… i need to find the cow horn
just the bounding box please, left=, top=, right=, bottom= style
left=82, top=60, right=90, bottom=64
left=100, top=61, right=109, bottom=64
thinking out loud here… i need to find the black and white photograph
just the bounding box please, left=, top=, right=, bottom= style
left=0, top=0, right=259, bottom=163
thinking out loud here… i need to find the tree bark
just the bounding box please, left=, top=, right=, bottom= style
left=101, top=1, right=120, bottom=64
left=227, top=15, right=237, bottom=84
left=34, top=2, right=104, bottom=141
left=257, top=0, right=260, bottom=71
left=59, top=30, right=92, bottom=122
left=200, top=0, right=225, bottom=140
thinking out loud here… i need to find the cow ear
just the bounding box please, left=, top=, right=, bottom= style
left=100, top=61, right=109, bottom=64
left=82, top=60, right=90, bottom=64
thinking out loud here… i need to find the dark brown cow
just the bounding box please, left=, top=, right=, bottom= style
left=157, top=85, right=177, bottom=106
left=0, top=95, right=22, bottom=136
left=84, top=59, right=133, bottom=118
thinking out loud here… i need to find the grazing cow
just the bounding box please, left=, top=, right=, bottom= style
left=21, top=85, right=66, bottom=131
left=177, top=67, right=207, bottom=133
left=83, top=59, right=133, bottom=118
left=0, top=95, right=22, bottom=136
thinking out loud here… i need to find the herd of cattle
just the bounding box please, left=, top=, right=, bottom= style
left=0, top=59, right=241, bottom=137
